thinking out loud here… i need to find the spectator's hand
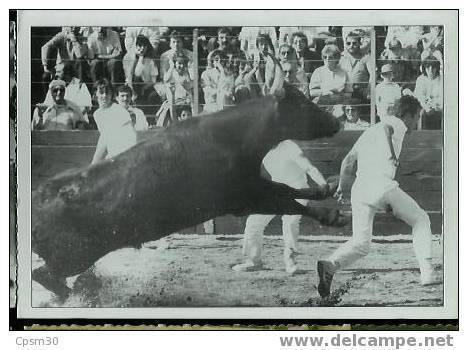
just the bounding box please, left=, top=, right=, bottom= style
left=35, top=103, right=48, bottom=114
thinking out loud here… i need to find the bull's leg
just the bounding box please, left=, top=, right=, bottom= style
left=251, top=179, right=349, bottom=227
left=258, top=177, right=338, bottom=202
left=32, top=264, right=71, bottom=299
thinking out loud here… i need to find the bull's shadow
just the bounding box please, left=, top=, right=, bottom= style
left=32, top=83, right=345, bottom=298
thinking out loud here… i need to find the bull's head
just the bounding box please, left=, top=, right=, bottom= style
left=273, top=81, right=341, bottom=141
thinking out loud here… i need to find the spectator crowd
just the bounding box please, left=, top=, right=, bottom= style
left=31, top=25, right=444, bottom=132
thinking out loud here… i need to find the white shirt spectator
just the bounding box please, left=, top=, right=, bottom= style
left=309, top=65, right=348, bottom=96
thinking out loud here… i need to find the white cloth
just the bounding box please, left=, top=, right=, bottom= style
left=309, top=66, right=348, bottom=96
left=330, top=186, right=432, bottom=271
left=351, top=116, right=407, bottom=207
left=263, top=140, right=307, bottom=185
left=93, top=103, right=138, bottom=158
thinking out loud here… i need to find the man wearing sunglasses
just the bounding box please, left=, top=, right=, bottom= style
left=339, top=32, right=371, bottom=102
left=31, top=79, right=86, bottom=130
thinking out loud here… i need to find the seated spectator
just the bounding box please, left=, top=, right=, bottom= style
left=41, top=26, right=90, bottom=83
left=420, top=26, right=443, bottom=63
left=32, top=79, right=87, bottom=131
left=413, top=56, right=443, bottom=130
left=239, top=26, right=277, bottom=59
left=341, top=104, right=370, bottom=130
left=87, top=27, right=124, bottom=85
left=281, top=61, right=309, bottom=98
left=339, top=32, right=371, bottom=102
left=309, top=44, right=349, bottom=105
left=375, top=63, right=402, bottom=119
left=160, top=30, right=195, bottom=81
left=123, top=35, right=162, bottom=115
left=291, top=32, right=321, bottom=76
left=380, top=38, right=418, bottom=89
left=115, top=85, right=149, bottom=131
left=91, top=79, right=138, bottom=164
left=43, top=62, right=92, bottom=120
left=164, top=52, right=193, bottom=106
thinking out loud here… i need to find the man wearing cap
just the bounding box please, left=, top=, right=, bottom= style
left=31, top=79, right=86, bottom=131
left=376, top=63, right=402, bottom=119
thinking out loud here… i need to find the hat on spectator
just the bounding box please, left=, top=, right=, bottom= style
left=48, top=79, right=66, bottom=90
left=381, top=64, right=393, bottom=74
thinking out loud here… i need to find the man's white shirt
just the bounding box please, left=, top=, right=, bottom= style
left=263, top=140, right=308, bottom=185
left=351, top=115, right=407, bottom=206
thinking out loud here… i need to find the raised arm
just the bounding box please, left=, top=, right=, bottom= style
left=335, top=146, right=358, bottom=201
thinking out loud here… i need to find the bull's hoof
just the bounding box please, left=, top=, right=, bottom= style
left=32, top=265, right=71, bottom=300
left=316, top=208, right=350, bottom=227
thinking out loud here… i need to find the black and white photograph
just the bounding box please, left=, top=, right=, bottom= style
left=12, top=9, right=458, bottom=322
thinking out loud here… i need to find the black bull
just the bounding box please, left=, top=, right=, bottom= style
left=32, top=84, right=343, bottom=297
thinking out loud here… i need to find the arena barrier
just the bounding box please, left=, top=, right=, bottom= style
left=31, top=130, right=442, bottom=236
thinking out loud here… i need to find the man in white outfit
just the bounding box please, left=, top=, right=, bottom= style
left=317, top=94, right=437, bottom=298
left=232, top=139, right=332, bottom=275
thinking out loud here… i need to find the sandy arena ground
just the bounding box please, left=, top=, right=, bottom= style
left=31, top=233, right=443, bottom=308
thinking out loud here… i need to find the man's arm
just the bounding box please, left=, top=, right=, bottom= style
left=335, top=146, right=358, bottom=201
left=91, top=135, right=108, bottom=164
